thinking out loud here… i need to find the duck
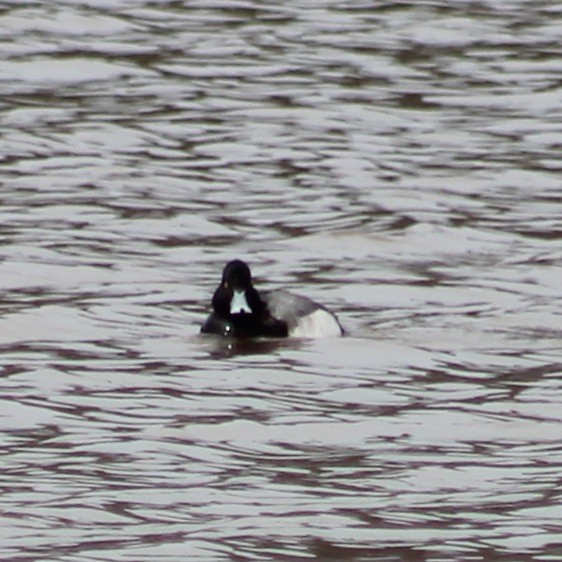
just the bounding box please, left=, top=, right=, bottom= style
left=201, top=260, right=343, bottom=338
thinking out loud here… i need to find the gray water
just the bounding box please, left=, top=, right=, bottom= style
left=1, top=1, right=562, bottom=561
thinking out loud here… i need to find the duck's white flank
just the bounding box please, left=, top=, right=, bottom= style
left=289, top=309, right=342, bottom=338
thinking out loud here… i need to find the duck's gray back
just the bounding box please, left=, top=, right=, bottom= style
left=262, top=290, right=321, bottom=326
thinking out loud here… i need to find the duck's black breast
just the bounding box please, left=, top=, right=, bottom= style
left=200, top=313, right=233, bottom=336
left=200, top=305, right=288, bottom=338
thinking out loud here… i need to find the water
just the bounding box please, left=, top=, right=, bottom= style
left=1, top=1, right=562, bottom=560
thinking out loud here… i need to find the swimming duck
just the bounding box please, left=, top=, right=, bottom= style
left=201, top=260, right=343, bottom=338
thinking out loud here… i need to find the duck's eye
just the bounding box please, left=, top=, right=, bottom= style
left=223, top=282, right=229, bottom=289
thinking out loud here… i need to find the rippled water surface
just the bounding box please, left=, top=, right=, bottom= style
left=1, top=1, right=562, bottom=560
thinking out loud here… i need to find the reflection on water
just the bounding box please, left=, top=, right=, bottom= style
left=1, top=1, right=561, bottom=561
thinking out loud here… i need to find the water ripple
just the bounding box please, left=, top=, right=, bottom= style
left=2, top=0, right=562, bottom=560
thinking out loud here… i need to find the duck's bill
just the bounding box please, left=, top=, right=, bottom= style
left=230, top=290, right=252, bottom=314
